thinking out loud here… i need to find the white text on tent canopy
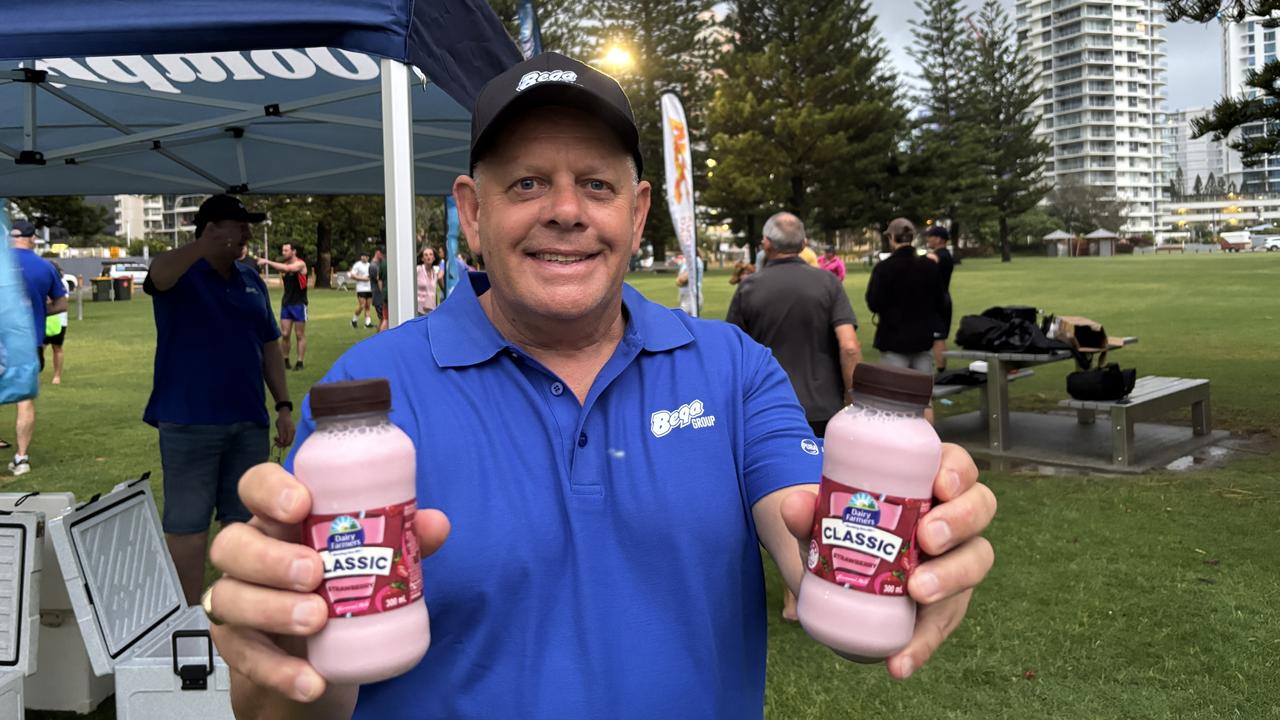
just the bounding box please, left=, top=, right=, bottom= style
left=33, top=48, right=387, bottom=94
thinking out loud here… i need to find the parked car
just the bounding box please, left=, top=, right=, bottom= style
left=1265, top=237, right=1280, bottom=252
left=103, top=262, right=149, bottom=285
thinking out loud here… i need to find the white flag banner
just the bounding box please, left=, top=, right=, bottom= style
left=661, top=92, right=700, bottom=317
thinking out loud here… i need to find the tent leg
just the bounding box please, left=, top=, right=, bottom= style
left=381, top=58, right=416, bottom=329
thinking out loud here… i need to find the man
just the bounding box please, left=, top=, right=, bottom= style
left=726, top=211, right=862, bottom=622
left=6, top=221, right=67, bottom=475
left=349, top=253, right=373, bottom=328
left=371, top=246, right=389, bottom=332
left=206, top=53, right=995, bottom=719
left=143, top=194, right=295, bottom=606
left=818, top=244, right=846, bottom=282
left=258, top=243, right=309, bottom=371
left=925, top=226, right=956, bottom=372
left=44, top=261, right=71, bottom=385
left=866, top=218, right=946, bottom=422
left=676, top=249, right=703, bottom=316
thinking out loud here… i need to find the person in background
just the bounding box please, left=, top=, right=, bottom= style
left=370, top=247, right=389, bottom=332
left=350, top=253, right=373, bottom=328
left=142, top=194, right=294, bottom=605
left=818, top=244, right=846, bottom=282
left=925, top=226, right=956, bottom=373
left=417, top=246, right=442, bottom=315
left=257, top=243, right=309, bottom=371
left=44, top=261, right=71, bottom=385
left=676, top=250, right=704, bottom=315
left=6, top=221, right=68, bottom=475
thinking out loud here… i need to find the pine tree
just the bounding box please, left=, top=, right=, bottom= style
left=963, top=0, right=1050, bottom=262
left=485, top=0, right=590, bottom=57
left=909, top=0, right=985, bottom=244
left=585, top=0, right=718, bottom=262
left=706, top=0, right=905, bottom=250
left=1193, top=174, right=1204, bottom=196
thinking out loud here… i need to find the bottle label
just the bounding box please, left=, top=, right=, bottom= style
left=806, top=477, right=931, bottom=596
left=304, top=499, right=424, bottom=618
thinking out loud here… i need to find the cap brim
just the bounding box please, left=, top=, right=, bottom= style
left=471, top=82, right=641, bottom=176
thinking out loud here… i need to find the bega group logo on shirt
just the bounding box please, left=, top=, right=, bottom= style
left=650, top=398, right=716, bottom=437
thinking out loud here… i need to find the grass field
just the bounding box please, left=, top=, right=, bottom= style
left=8, top=253, right=1279, bottom=719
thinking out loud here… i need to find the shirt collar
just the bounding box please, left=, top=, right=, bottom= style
left=428, top=272, right=694, bottom=369
left=767, top=256, right=805, bottom=267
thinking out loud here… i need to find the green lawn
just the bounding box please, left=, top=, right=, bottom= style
left=10, top=253, right=1279, bottom=719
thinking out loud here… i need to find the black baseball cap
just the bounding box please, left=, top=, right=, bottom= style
left=469, top=52, right=642, bottom=177
left=10, top=220, right=36, bottom=237
left=925, top=226, right=950, bottom=240
left=194, top=194, right=266, bottom=237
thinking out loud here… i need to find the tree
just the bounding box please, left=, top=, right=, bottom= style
left=9, top=196, right=110, bottom=241
left=963, top=0, right=1050, bottom=262
left=1044, top=178, right=1127, bottom=236
left=1206, top=171, right=1218, bottom=197
left=909, top=0, right=985, bottom=245
left=706, top=0, right=905, bottom=252
left=585, top=0, right=718, bottom=263
left=1162, top=2, right=1280, bottom=162
left=485, top=0, right=589, bottom=56
left=1193, top=174, right=1204, bottom=196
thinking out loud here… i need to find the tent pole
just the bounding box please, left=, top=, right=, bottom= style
left=381, top=58, right=416, bottom=328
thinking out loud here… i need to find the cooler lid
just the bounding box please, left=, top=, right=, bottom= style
left=0, top=510, right=41, bottom=677
left=0, top=492, right=76, bottom=609
left=49, top=476, right=185, bottom=676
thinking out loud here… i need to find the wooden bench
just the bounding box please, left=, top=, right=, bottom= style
left=1059, top=376, right=1211, bottom=466
left=1155, top=245, right=1184, bottom=254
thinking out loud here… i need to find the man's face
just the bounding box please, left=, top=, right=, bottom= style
left=360, top=254, right=369, bottom=263
left=282, top=244, right=295, bottom=260
left=454, top=106, right=651, bottom=324
left=927, top=234, right=944, bottom=249
left=203, top=220, right=251, bottom=264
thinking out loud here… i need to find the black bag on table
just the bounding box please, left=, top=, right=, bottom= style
left=981, top=305, right=1039, bottom=324
left=1067, top=355, right=1137, bottom=402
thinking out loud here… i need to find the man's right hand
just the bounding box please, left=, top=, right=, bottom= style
left=209, top=464, right=451, bottom=716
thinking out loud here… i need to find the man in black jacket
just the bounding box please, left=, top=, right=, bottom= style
left=866, top=218, right=945, bottom=419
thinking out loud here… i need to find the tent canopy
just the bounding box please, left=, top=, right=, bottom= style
left=1085, top=228, right=1118, bottom=239
left=0, top=0, right=520, bottom=196
left=1042, top=229, right=1072, bottom=241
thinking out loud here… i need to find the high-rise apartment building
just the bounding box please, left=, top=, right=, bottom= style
left=1221, top=17, right=1277, bottom=192
left=1016, top=0, right=1168, bottom=235
left=1164, top=107, right=1233, bottom=195
left=113, top=194, right=204, bottom=245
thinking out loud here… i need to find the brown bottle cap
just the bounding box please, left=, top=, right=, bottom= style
left=852, top=363, right=933, bottom=407
left=310, top=379, right=392, bottom=418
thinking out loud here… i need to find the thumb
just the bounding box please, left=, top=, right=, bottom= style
left=781, top=489, right=818, bottom=542
left=413, top=508, right=451, bottom=559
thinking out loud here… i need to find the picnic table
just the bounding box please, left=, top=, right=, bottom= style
left=943, top=337, right=1139, bottom=452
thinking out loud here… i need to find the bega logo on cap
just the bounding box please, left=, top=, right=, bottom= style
left=517, top=69, right=579, bottom=92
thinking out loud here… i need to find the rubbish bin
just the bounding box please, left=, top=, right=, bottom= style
left=112, top=277, right=132, bottom=301
left=92, top=277, right=113, bottom=302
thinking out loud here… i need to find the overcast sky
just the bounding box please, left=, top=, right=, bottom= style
left=872, top=0, right=1223, bottom=111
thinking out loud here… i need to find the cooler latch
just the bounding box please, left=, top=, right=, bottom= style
left=172, top=629, right=215, bottom=691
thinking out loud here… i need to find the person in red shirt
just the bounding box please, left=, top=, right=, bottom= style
left=817, top=244, right=846, bottom=282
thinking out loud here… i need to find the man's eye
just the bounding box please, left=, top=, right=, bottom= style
left=517, top=179, right=538, bottom=191
left=588, top=180, right=608, bottom=191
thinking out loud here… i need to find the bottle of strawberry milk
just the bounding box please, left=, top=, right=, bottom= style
left=798, top=363, right=940, bottom=661
left=293, top=379, right=429, bottom=684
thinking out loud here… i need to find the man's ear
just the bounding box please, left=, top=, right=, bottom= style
left=631, top=180, right=652, bottom=255
left=453, top=174, right=484, bottom=258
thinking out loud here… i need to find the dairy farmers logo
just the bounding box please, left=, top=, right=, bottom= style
left=650, top=399, right=716, bottom=437
left=517, top=69, right=578, bottom=92
left=327, top=515, right=365, bottom=551
left=841, top=492, right=881, bottom=527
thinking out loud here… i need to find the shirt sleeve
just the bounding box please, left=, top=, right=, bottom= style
left=829, top=279, right=857, bottom=330
left=255, top=274, right=282, bottom=344
left=741, top=338, right=823, bottom=506
left=47, top=263, right=67, bottom=299
left=725, top=285, right=746, bottom=330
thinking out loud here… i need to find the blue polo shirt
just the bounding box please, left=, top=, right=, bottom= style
left=286, top=273, right=821, bottom=719
left=13, top=247, right=66, bottom=345
left=143, top=258, right=280, bottom=427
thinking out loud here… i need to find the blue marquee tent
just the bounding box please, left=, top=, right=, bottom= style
left=0, top=0, right=522, bottom=325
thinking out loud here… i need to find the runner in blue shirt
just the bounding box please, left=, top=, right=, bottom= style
left=206, top=53, right=996, bottom=719
left=6, top=220, right=67, bottom=476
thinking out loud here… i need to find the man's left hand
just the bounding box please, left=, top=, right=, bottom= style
left=781, top=443, right=996, bottom=679
left=274, top=411, right=295, bottom=449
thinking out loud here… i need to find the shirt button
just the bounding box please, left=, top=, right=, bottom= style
left=578, top=432, right=588, bottom=448
left=550, top=382, right=564, bottom=397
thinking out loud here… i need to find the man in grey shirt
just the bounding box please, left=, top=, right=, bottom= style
left=726, top=211, right=863, bottom=621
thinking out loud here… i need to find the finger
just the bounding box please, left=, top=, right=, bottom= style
left=780, top=489, right=817, bottom=542
left=212, top=624, right=326, bottom=704
left=239, top=463, right=312, bottom=527
left=414, top=508, right=452, bottom=558
left=208, top=576, right=328, bottom=636
left=908, top=537, right=994, bottom=605
left=210, top=522, right=323, bottom=592
left=886, top=588, right=974, bottom=680
left=917, top=482, right=997, bottom=556
left=933, top=443, right=980, bottom=502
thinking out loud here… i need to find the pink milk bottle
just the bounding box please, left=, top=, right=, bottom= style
left=798, top=363, right=941, bottom=661
left=293, top=379, right=430, bottom=684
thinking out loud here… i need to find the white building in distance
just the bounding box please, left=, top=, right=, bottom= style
left=1220, top=16, right=1280, bottom=193
left=1017, top=0, right=1168, bottom=235
left=1164, top=107, right=1236, bottom=196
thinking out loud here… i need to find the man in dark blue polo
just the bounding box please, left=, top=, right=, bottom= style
left=143, top=194, right=295, bottom=606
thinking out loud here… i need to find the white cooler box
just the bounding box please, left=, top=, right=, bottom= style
left=49, top=478, right=234, bottom=720
left=0, top=491, right=113, bottom=714
left=0, top=509, right=41, bottom=719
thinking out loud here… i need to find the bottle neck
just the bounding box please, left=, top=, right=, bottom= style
left=313, top=410, right=389, bottom=428
left=852, top=393, right=927, bottom=417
